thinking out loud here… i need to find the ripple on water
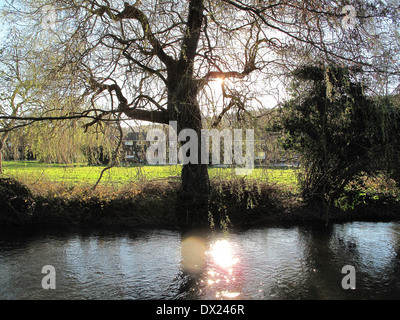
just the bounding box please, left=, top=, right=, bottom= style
left=0, top=223, right=399, bottom=299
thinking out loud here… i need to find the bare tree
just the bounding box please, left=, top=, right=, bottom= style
left=2, top=0, right=399, bottom=221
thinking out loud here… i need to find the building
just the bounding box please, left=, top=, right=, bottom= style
left=122, top=129, right=151, bottom=163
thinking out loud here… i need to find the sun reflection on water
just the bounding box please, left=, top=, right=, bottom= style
left=209, top=239, right=239, bottom=269
left=205, top=238, right=242, bottom=299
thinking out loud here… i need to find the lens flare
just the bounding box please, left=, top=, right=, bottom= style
left=181, top=236, right=207, bottom=274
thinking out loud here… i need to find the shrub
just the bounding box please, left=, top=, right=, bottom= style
left=0, top=178, right=35, bottom=225
left=268, top=64, right=400, bottom=222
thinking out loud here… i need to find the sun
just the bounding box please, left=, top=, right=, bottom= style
left=215, top=77, right=224, bottom=86
left=210, top=77, right=224, bottom=91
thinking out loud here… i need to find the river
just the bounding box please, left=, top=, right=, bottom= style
left=0, top=221, right=399, bottom=299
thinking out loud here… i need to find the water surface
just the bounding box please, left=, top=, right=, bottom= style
left=0, top=222, right=399, bottom=299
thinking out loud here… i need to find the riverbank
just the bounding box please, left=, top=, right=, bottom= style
left=1, top=177, right=399, bottom=230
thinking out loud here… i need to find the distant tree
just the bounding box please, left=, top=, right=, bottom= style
left=0, top=30, right=44, bottom=172
left=0, top=24, right=121, bottom=168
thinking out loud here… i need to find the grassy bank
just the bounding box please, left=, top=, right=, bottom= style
left=1, top=161, right=298, bottom=188
left=0, top=176, right=297, bottom=229
left=0, top=161, right=399, bottom=229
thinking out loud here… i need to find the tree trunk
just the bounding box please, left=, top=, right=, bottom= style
left=0, top=148, right=2, bottom=174
left=166, top=0, right=208, bottom=225
left=177, top=97, right=210, bottom=198
left=168, top=76, right=210, bottom=225
left=0, top=132, right=11, bottom=175
left=0, top=139, right=4, bottom=174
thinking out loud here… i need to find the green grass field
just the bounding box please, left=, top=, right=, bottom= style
left=1, top=160, right=298, bottom=189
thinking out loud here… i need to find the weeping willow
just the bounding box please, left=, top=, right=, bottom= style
left=4, top=112, right=121, bottom=166
left=27, top=119, right=119, bottom=165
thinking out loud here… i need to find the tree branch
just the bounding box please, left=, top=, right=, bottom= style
left=179, top=0, right=205, bottom=66
left=121, top=107, right=169, bottom=124
left=88, top=77, right=168, bottom=125
left=113, top=3, right=175, bottom=68
left=88, top=1, right=175, bottom=69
